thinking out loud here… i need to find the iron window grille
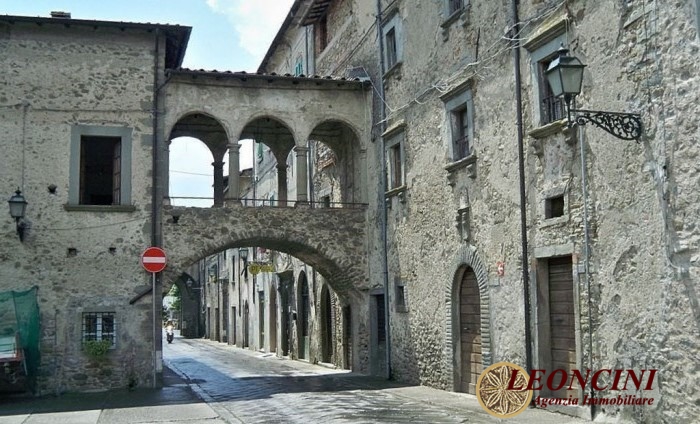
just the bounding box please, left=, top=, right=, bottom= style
left=82, top=312, right=116, bottom=347
left=538, top=59, right=566, bottom=125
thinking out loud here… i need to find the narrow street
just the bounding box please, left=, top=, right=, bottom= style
left=164, top=336, right=585, bottom=424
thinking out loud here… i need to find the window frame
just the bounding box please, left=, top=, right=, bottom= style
left=69, top=125, right=132, bottom=207
left=528, top=33, right=568, bottom=126
left=384, top=129, right=405, bottom=190
left=443, top=88, right=475, bottom=162
left=381, top=12, right=403, bottom=75
left=445, top=0, right=465, bottom=18
left=82, top=312, right=117, bottom=348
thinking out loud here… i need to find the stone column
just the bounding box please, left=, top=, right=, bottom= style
left=212, top=160, right=224, bottom=207
left=294, top=146, right=309, bottom=204
left=276, top=163, right=288, bottom=207
left=226, top=142, right=241, bottom=203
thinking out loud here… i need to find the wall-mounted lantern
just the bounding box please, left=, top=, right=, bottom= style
left=545, top=45, right=642, bottom=141
left=8, top=189, right=27, bottom=242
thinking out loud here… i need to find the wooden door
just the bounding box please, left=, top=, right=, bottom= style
left=548, top=256, right=576, bottom=398
left=460, top=268, right=481, bottom=394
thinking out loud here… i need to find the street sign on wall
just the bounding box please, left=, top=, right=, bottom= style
left=141, top=247, right=167, bottom=273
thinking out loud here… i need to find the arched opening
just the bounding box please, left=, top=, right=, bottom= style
left=308, top=120, right=364, bottom=205
left=297, top=271, right=310, bottom=360
left=168, top=112, right=230, bottom=207
left=269, top=286, right=278, bottom=354
left=243, top=301, right=250, bottom=348
left=454, top=266, right=482, bottom=394
left=239, top=116, right=295, bottom=206
left=320, top=285, right=333, bottom=363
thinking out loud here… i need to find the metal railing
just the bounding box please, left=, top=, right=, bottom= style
left=167, top=196, right=368, bottom=209
left=453, top=135, right=471, bottom=160
left=541, top=94, right=566, bottom=124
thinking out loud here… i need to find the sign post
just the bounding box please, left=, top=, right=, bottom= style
left=141, top=247, right=167, bottom=388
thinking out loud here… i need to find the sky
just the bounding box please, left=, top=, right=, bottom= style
left=2, top=0, right=295, bottom=206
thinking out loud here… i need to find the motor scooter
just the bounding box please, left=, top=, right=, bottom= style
left=166, top=327, right=174, bottom=344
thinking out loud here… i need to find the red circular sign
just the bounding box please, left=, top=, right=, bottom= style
left=141, top=247, right=167, bottom=273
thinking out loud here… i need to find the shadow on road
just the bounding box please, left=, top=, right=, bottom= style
left=0, top=365, right=200, bottom=416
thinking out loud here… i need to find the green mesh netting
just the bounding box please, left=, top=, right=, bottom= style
left=0, top=287, right=40, bottom=392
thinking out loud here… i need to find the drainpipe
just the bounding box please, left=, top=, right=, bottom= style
left=151, top=28, right=163, bottom=389
left=375, top=0, right=391, bottom=380
left=578, top=123, right=596, bottom=415
left=510, top=0, right=533, bottom=375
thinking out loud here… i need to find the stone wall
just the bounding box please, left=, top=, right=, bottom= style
left=264, top=0, right=700, bottom=421
left=0, top=21, right=160, bottom=393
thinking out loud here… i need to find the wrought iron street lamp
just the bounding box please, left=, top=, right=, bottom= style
left=545, top=45, right=643, bottom=141
left=239, top=248, right=249, bottom=278
left=8, top=189, right=27, bottom=242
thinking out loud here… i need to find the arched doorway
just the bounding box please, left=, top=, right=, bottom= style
left=297, top=272, right=310, bottom=360
left=269, top=286, right=278, bottom=354
left=456, top=267, right=481, bottom=394
left=320, top=285, right=333, bottom=363
left=243, top=301, right=250, bottom=348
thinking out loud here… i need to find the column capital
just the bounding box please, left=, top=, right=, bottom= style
left=212, top=160, right=224, bottom=169
left=276, top=163, right=288, bottom=171
left=227, top=141, right=241, bottom=151
left=293, top=145, right=309, bottom=153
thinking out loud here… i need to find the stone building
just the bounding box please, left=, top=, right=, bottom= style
left=256, top=0, right=700, bottom=422
left=0, top=13, right=190, bottom=392
left=2, top=2, right=700, bottom=423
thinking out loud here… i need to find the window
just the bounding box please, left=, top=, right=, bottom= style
left=545, top=195, right=565, bottom=219
left=381, top=13, right=402, bottom=73
left=386, top=28, right=397, bottom=68
left=316, top=15, right=328, bottom=54
left=447, top=0, right=464, bottom=16
left=69, top=126, right=132, bottom=206
left=294, top=58, right=303, bottom=76
left=395, top=277, right=407, bottom=312
left=82, top=312, right=116, bottom=347
left=538, top=56, right=566, bottom=125
left=385, top=130, right=405, bottom=190
left=443, top=88, right=475, bottom=161
left=527, top=33, right=567, bottom=126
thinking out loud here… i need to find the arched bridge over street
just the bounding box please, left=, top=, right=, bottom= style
left=161, top=204, right=369, bottom=300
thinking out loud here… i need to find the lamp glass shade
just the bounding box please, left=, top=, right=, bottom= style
left=8, top=190, right=27, bottom=219
left=545, top=49, right=586, bottom=99
left=239, top=248, right=248, bottom=261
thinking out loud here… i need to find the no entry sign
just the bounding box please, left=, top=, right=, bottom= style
left=141, top=247, right=167, bottom=273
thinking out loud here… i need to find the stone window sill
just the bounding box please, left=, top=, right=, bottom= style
left=64, top=204, right=137, bottom=213
left=528, top=119, right=568, bottom=139
left=539, top=215, right=569, bottom=229
left=440, top=7, right=470, bottom=41
left=385, top=185, right=407, bottom=204
left=445, top=154, right=477, bottom=185
left=383, top=61, right=403, bottom=80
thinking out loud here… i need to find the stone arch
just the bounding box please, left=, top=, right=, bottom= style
left=166, top=110, right=233, bottom=147
left=238, top=114, right=295, bottom=140
left=320, top=283, right=333, bottom=363
left=308, top=119, right=366, bottom=204
left=297, top=271, right=310, bottom=360
left=445, top=244, right=492, bottom=391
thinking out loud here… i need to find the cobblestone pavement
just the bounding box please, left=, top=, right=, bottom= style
left=164, top=337, right=587, bottom=424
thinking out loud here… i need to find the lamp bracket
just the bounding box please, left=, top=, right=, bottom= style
left=571, top=109, right=642, bottom=141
